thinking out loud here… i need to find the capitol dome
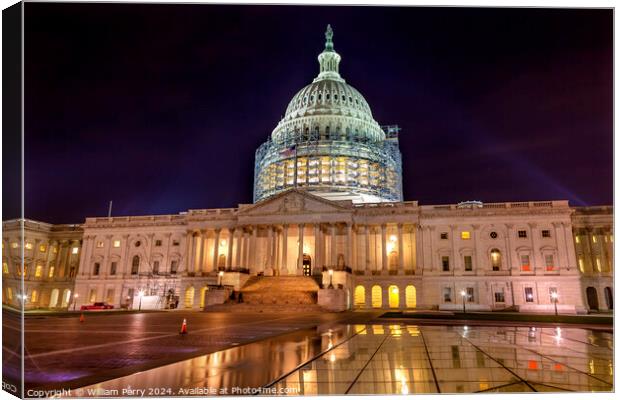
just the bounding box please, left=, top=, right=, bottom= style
left=254, top=25, right=403, bottom=204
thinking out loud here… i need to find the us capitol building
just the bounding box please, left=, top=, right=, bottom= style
left=3, top=26, right=613, bottom=313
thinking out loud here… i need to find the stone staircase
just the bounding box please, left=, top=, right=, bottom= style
left=204, top=303, right=326, bottom=313
left=240, top=276, right=320, bottom=305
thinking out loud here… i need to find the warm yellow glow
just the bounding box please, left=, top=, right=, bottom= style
left=39, top=244, right=47, bottom=252
left=220, top=240, right=226, bottom=247
left=389, top=235, right=397, bottom=242
left=52, top=246, right=58, bottom=253
left=372, top=325, right=384, bottom=335
left=354, top=286, right=365, bottom=306
left=355, top=324, right=367, bottom=334
left=96, top=241, right=104, bottom=248
left=48, top=266, right=55, bottom=278
left=388, top=285, right=399, bottom=308
left=7, top=287, right=13, bottom=300
left=394, top=368, right=409, bottom=395
left=113, top=240, right=121, bottom=248
left=72, top=247, right=79, bottom=254
left=2, top=263, right=8, bottom=275
left=596, top=258, right=602, bottom=272
left=34, top=265, right=42, bottom=278
left=25, top=243, right=33, bottom=250
left=405, top=285, right=416, bottom=308
left=461, top=231, right=471, bottom=240
left=592, top=235, right=597, bottom=243
left=371, top=285, right=382, bottom=308
left=589, top=359, right=595, bottom=375
left=578, top=258, right=585, bottom=273
left=31, top=290, right=38, bottom=303
left=11, top=242, right=18, bottom=249
left=407, top=326, right=420, bottom=336
left=575, top=236, right=580, bottom=243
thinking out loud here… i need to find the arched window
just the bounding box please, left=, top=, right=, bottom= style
left=371, top=285, right=382, bottom=308
left=31, top=289, right=39, bottom=303
left=405, top=285, right=416, bottom=308
left=354, top=285, right=365, bottom=307
left=388, top=285, right=399, bottom=308
left=131, top=256, right=140, bottom=275
left=490, top=249, right=501, bottom=271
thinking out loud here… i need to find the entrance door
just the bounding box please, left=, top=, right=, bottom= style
left=302, top=254, right=311, bottom=276
left=586, top=287, right=599, bottom=310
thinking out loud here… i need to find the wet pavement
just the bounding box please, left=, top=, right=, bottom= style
left=70, top=323, right=613, bottom=395
left=4, top=310, right=379, bottom=395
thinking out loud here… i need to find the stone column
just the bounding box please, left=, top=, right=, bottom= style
left=397, top=223, right=404, bottom=274
left=345, top=223, right=352, bottom=268
left=235, top=228, right=242, bottom=268
left=226, top=228, right=234, bottom=268
left=77, top=236, right=90, bottom=277
left=562, top=222, right=577, bottom=272
left=121, top=235, right=130, bottom=275
left=381, top=224, right=388, bottom=273
left=365, top=225, right=371, bottom=273
left=504, top=224, right=517, bottom=274
left=196, top=230, right=206, bottom=274
left=330, top=224, right=337, bottom=267
left=415, top=225, right=423, bottom=273
left=185, top=231, right=194, bottom=274
left=266, top=226, right=273, bottom=269
left=297, top=223, right=305, bottom=274
left=449, top=225, right=457, bottom=274
left=212, top=228, right=221, bottom=272
left=281, top=224, right=288, bottom=274
left=351, top=225, right=357, bottom=271
left=250, top=226, right=257, bottom=273
left=529, top=223, right=542, bottom=274
left=314, top=224, right=321, bottom=272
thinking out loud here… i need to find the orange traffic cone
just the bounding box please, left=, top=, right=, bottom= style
left=180, top=318, right=188, bottom=334
left=79, top=313, right=85, bottom=323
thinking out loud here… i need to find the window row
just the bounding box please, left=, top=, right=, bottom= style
left=439, top=229, right=553, bottom=240
left=92, top=256, right=179, bottom=276
left=94, top=238, right=181, bottom=249
left=442, top=286, right=558, bottom=303
left=440, top=251, right=556, bottom=272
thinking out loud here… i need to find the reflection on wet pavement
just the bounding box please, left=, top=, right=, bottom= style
left=73, top=324, right=613, bottom=395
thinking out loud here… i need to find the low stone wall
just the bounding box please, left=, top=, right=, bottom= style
left=318, top=288, right=348, bottom=312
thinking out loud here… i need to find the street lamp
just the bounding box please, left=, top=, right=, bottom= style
left=138, top=290, right=144, bottom=311
left=328, top=269, right=334, bottom=289
left=73, top=293, right=78, bottom=311
left=218, top=270, right=224, bottom=287
left=550, top=291, right=558, bottom=316
left=460, top=290, right=467, bottom=314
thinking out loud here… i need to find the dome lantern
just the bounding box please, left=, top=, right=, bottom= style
left=315, top=24, right=343, bottom=83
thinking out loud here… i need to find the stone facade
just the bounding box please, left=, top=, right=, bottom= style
left=2, top=191, right=613, bottom=314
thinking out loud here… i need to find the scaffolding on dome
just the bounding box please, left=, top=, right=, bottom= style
left=253, top=124, right=403, bottom=204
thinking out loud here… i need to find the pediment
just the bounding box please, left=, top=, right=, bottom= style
left=238, top=189, right=351, bottom=216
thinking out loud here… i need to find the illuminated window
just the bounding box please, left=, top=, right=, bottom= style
left=89, top=289, right=97, bottom=303
left=461, top=231, right=470, bottom=240
left=545, top=255, right=554, bottom=271
left=34, top=265, right=42, bottom=278
left=517, top=230, right=527, bottom=238
left=39, top=244, right=47, bottom=252
left=592, top=236, right=597, bottom=243
left=520, top=255, right=531, bottom=271
left=440, top=232, right=448, bottom=240
left=524, top=287, right=534, bottom=302
left=11, top=242, right=18, bottom=248
left=25, top=243, right=33, bottom=250
left=610, top=235, right=614, bottom=243
left=2, top=262, right=8, bottom=274
left=596, top=258, right=602, bottom=272
left=96, top=241, right=104, bottom=248
left=578, top=258, right=585, bottom=273
left=72, top=247, right=79, bottom=254
left=48, top=266, right=55, bottom=278
left=31, top=290, right=38, bottom=303
left=7, top=287, right=13, bottom=300
left=52, top=246, right=58, bottom=253
left=541, top=230, right=551, bottom=238
left=490, top=249, right=501, bottom=271
left=575, top=236, right=580, bottom=244
left=113, top=240, right=121, bottom=248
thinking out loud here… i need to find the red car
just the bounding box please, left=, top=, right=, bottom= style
left=80, top=302, right=114, bottom=310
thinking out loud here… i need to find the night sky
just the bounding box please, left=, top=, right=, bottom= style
left=21, top=4, right=612, bottom=224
